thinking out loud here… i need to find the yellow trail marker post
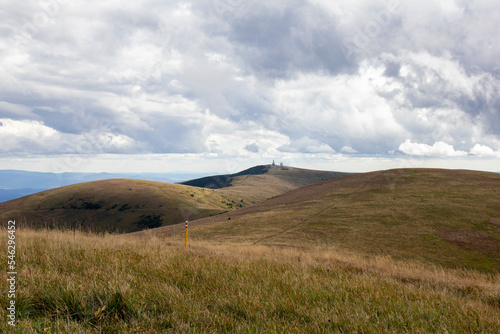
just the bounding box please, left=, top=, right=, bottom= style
left=185, top=220, right=188, bottom=248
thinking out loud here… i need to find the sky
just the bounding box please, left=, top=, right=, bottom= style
left=1, top=0, right=499, bottom=174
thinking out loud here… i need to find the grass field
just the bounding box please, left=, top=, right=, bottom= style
left=149, top=169, right=500, bottom=273
left=1, top=227, right=499, bottom=333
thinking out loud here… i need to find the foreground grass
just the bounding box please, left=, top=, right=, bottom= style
left=1, top=228, right=499, bottom=333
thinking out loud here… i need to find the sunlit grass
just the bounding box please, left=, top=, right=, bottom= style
left=1, top=227, right=499, bottom=333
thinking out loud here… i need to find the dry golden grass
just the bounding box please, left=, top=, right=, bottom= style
left=1, top=227, right=499, bottom=333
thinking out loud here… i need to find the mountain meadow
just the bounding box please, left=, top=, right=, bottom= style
left=1, top=167, right=499, bottom=333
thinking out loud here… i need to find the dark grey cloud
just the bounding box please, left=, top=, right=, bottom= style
left=224, top=1, right=352, bottom=79
left=383, top=61, right=401, bottom=78
left=245, top=143, right=259, bottom=153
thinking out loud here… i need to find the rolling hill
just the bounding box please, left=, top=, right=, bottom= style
left=181, top=164, right=350, bottom=202
left=0, top=165, right=348, bottom=233
left=139, top=168, right=500, bottom=272
left=0, top=169, right=209, bottom=203
left=0, top=179, right=242, bottom=233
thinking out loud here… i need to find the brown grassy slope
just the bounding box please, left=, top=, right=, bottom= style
left=0, top=179, right=243, bottom=233
left=138, top=169, right=500, bottom=272
left=184, top=165, right=350, bottom=203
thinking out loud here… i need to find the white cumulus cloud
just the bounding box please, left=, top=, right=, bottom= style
left=341, top=146, right=358, bottom=154
left=398, top=139, right=467, bottom=157
left=469, top=144, right=498, bottom=156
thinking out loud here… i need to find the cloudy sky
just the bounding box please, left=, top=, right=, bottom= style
left=1, top=0, right=499, bottom=174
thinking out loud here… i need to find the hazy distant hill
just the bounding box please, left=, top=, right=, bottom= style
left=0, top=188, right=49, bottom=203
left=143, top=169, right=500, bottom=272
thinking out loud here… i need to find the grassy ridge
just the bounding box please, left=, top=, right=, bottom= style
left=1, top=228, right=499, bottom=333
left=182, top=165, right=350, bottom=203
left=0, top=179, right=251, bottom=233
left=169, top=169, right=500, bottom=272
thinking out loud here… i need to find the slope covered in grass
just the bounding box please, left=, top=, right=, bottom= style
left=0, top=228, right=499, bottom=333
left=148, top=169, right=500, bottom=272
left=0, top=165, right=349, bottom=233
left=0, top=179, right=250, bottom=233
left=182, top=164, right=350, bottom=203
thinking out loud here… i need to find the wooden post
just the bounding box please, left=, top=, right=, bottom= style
left=185, top=220, right=188, bottom=248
